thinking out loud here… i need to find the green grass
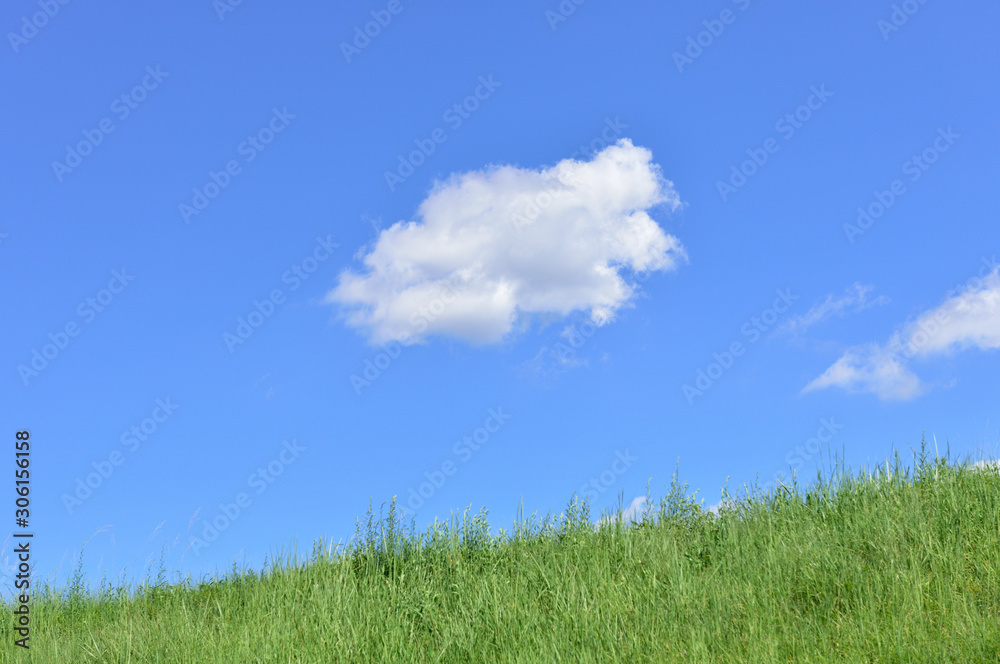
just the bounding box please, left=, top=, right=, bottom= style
left=4, top=444, right=999, bottom=663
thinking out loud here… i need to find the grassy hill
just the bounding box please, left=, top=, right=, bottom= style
left=4, top=446, right=999, bottom=663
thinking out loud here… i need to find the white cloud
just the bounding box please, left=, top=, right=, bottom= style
left=328, top=139, right=684, bottom=345
left=803, top=342, right=925, bottom=401
left=706, top=499, right=736, bottom=516
left=779, top=282, right=888, bottom=337
left=518, top=323, right=599, bottom=379
left=905, top=271, right=1000, bottom=355
left=804, top=262, right=1000, bottom=400
left=595, top=496, right=648, bottom=530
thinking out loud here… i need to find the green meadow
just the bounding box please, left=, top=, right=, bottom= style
left=4, top=444, right=999, bottom=663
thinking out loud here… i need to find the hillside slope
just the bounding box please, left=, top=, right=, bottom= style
left=4, top=453, right=999, bottom=663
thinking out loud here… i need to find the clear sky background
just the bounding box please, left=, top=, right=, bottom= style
left=2, top=0, right=999, bottom=590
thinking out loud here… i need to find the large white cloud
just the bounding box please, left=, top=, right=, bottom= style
left=804, top=261, right=1000, bottom=400
left=328, top=139, right=685, bottom=345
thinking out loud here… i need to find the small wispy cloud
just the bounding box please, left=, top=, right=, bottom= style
left=804, top=264, right=1000, bottom=401
left=519, top=346, right=587, bottom=380
left=778, top=283, right=888, bottom=338
left=519, top=323, right=594, bottom=379
left=803, top=342, right=925, bottom=401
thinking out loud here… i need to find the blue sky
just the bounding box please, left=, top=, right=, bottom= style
left=3, top=0, right=999, bottom=589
